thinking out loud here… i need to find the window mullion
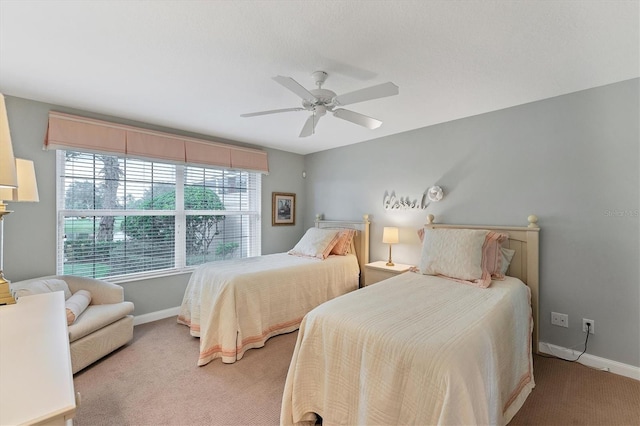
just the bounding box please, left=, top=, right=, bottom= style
left=56, top=151, right=66, bottom=274
left=175, top=165, right=185, bottom=269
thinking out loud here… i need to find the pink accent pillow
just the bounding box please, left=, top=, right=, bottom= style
left=482, top=231, right=510, bottom=280
left=330, top=229, right=356, bottom=255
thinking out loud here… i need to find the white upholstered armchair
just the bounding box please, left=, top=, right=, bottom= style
left=10, top=275, right=134, bottom=374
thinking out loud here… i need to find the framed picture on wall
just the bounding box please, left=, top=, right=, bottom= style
left=272, top=192, right=296, bottom=226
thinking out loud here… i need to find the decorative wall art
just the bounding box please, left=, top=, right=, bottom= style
left=272, top=192, right=296, bottom=226
left=427, top=186, right=444, bottom=202
left=383, top=186, right=444, bottom=210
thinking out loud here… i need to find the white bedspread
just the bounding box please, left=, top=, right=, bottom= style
left=178, top=253, right=359, bottom=366
left=281, top=272, right=534, bottom=426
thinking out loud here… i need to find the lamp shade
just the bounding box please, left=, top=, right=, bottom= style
left=382, top=227, right=399, bottom=244
left=0, top=93, right=18, bottom=189
left=0, top=158, right=39, bottom=203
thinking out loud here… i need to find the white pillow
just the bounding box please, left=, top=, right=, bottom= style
left=288, top=228, right=341, bottom=259
left=65, top=290, right=92, bottom=325
left=500, top=247, right=516, bottom=275
left=13, top=278, right=72, bottom=300
left=419, top=228, right=489, bottom=280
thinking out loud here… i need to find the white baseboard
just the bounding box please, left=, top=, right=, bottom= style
left=539, top=341, right=639, bottom=381
left=133, top=306, right=180, bottom=326
left=128, top=317, right=640, bottom=381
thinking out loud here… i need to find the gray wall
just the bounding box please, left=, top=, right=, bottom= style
left=303, top=79, right=639, bottom=368
left=4, top=96, right=305, bottom=315
left=5, top=80, right=638, bottom=368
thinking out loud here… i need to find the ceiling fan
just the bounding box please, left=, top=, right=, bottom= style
left=241, top=71, right=399, bottom=137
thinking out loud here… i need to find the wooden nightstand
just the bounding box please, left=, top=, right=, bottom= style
left=363, top=261, right=413, bottom=286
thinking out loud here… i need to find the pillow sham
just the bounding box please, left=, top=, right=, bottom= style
left=482, top=231, right=510, bottom=280
left=288, top=228, right=341, bottom=259
left=12, top=278, right=72, bottom=300
left=65, top=289, right=92, bottom=325
left=500, top=247, right=516, bottom=275
left=330, top=229, right=356, bottom=256
left=419, top=228, right=489, bottom=281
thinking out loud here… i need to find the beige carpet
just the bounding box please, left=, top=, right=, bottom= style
left=73, top=316, right=639, bottom=425
left=510, top=354, right=640, bottom=425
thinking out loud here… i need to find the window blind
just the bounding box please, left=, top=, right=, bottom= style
left=57, top=150, right=261, bottom=280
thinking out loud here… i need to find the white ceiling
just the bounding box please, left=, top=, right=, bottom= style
left=0, top=1, right=638, bottom=155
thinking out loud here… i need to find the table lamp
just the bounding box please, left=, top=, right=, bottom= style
left=382, top=227, right=399, bottom=266
left=0, top=93, right=17, bottom=190
left=0, top=158, right=39, bottom=305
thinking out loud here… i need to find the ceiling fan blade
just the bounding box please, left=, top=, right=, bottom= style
left=332, top=82, right=399, bottom=107
left=333, top=108, right=382, bottom=129
left=240, top=107, right=304, bottom=117
left=273, top=76, right=317, bottom=104
left=299, top=113, right=321, bottom=137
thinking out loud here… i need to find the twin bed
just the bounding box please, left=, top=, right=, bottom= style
left=179, top=214, right=540, bottom=425
left=281, top=215, right=540, bottom=425
left=178, top=216, right=370, bottom=366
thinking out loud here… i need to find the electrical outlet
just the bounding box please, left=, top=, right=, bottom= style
left=551, top=312, right=568, bottom=328
left=582, top=318, right=595, bottom=334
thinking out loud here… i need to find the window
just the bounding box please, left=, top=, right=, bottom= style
left=57, top=150, right=261, bottom=280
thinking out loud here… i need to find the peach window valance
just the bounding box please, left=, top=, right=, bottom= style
left=44, top=112, right=269, bottom=173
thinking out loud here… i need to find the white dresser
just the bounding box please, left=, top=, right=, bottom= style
left=0, top=292, right=77, bottom=425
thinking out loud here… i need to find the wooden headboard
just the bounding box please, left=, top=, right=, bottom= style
left=315, top=215, right=371, bottom=286
left=424, top=214, right=540, bottom=354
